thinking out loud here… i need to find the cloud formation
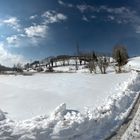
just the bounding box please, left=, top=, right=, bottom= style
left=77, top=5, right=139, bottom=25
left=42, top=10, right=67, bottom=24
left=57, top=1, right=139, bottom=26
left=6, top=35, right=20, bottom=47
left=29, top=15, right=38, bottom=20
left=1, top=17, right=21, bottom=31
left=82, top=15, right=89, bottom=22
left=1, top=1, right=140, bottom=66
left=0, top=43, right=27, bottom=66
left=77, top=4, right=95, bottom=13
left=24, top=25, right=47, bottom=38
left=58, top=0, right=73, bottom=8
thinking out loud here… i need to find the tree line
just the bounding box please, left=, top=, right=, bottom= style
left=22, top=44, right=129, bottom=74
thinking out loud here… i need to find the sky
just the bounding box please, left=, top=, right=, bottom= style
left=0, top=0, right=140, bottom=66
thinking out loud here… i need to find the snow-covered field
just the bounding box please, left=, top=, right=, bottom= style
left=0, top=57, right=140, bottom=140
left=0, top=72, right=140, bottom=140
left=0, top=73, right=130, bottom=120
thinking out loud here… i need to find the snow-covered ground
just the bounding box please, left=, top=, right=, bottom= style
left=121, top=99, right=140, bottom=140
left=121, top=57, right=140, bottom=140
left=0, top=73, right=130, bottom=120
left=127, top=57, right=140, bottom=70
left=0, top=71, right=140, bottom=140
left=1, top=57, right=140, bottom=140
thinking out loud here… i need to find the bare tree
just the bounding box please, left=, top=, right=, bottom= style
left=75, top=42, right=80, bottom=70
left=98, top=57, right=103, bottom=74
left=74, top=57, right=79, bottom=70
left=113, top=44, right=128, bottom=73
left=66, top=58, right=70, bottom=66
left=24, top=63, right=30, bottom=71
left=97, top=56, right=109, bottom=74
left=13, top=63, right=23, bottom=73
left=88, top=60, right=97, bottom=73
left=88, top=51, right=98, bottom=73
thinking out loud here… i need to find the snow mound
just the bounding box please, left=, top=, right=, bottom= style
left=0, top=72, right=140, bottom=140
left=127, top=57, right=140, bottom=70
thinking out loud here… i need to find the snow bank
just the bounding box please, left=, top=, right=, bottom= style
left=0, top=72, right=139, bottom=140
left=121, top=97, right=140, bottom=140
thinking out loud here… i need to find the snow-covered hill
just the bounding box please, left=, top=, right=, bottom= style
left=126, top=56, right=140, bottom=70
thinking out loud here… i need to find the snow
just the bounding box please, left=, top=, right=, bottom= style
left=53, top=65, right=78, bottom=72
left=121, top=101, right=140, bottom=140
left=0, top=73, right=130, bottom=120
left=0, top=71, right=139, bottom=140
left=1, top=56, right=140, bottom=140
left=118, top=57, right=140, bottom=140
left=127, top=57, right=140, bottom=70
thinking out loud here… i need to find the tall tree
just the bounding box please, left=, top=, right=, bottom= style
left=113, top=44, right=128, bottom=73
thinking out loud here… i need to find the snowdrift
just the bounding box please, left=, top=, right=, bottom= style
left=0, top=72, right=140, bottom=140
left=127, top=57, right=140, bottom=70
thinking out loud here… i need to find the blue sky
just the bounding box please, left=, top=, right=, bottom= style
left=0, top=0, right=140, bottom=66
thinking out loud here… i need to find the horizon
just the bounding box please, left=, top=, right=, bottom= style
left=0, top=0, right=140, bottom=66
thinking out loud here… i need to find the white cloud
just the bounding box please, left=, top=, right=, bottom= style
left=108, top=15, right=115, bottom=21
left=57, top=13, right=67, bottom=21
left=58, top=0, right=66, bottom=6
left=24, top=25, right=47, bottom=38
left=1, top=17, right=21, bottom=31
left=76, top=4, right=140, bottom=28
left=0, top=12, right=67, bottom=48
left=91, top=15, right=96, bottom=19
left=104, top=7, right=139, bottom=25
left=76, top=4, right=131, bottom=15
left=77, top=5, right=88, bottom=13
left=82, top=15, right=89, bottom=22
left=42, top=10, right=67, bottom=24
left=98, top=6, right=140, bottom=33
left=0, top=43, right=27, bottom=66
left=29, top=15, right=38, bottom=20
left=19, top=34, right=26, bottom=37
left=99, top=6, right=132, bottom=15
left=58, top=0, right=73, bottom=8
left=77, top=4, right=95, bottom=13
left=135, top=26, right=140, bottom=33
left=6, top=35, right=20, bottom=47
left=3, top=17, right=18, bottom=25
